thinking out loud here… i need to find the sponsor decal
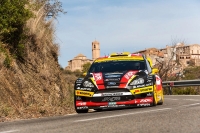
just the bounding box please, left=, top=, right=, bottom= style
left=130, top=87, right=153, bottom=94
left=146, top=80, right=152, bottom=83
left=119, top=71, right=138, bottom=88
left=77, top=87, right=92, bottom=91
left=100, top=105, right=125, bottom=108
left=137, top=103, right=151, bottom=106
left=124, top=71, right=136, bottom=80
left=105, top=75, right=121, bottom=78
left=145, top=83, right=152, bottom=86
left=93, top=73, right=105, bottom=89
left=147, top=93, right=152, bottom=96
left=140, top=99, right=152, bottom=103
left=136, top=84, right=145, bottom=88
left=108, top=102, right=116, bottom=105
left=102, top=97, right=121, bottom=102
left=135, top=89, right=140, bottom=93
left=107, top=82, right=117, bottom=85
left=105, top=73, right=123, bottom=75
left=76, top=78, right=84, bottom=83
left=148, top=75, right=153, bottom=79
left=106, top=86, right=119, bottom=88
left=140, top=88, right=153, bottom=92
left=105, top=78, right=120, bottom=81
left=94, top=73, right=102, bottom=81
left=76, top=90, right=94, bottom=97
left=77, top=106, right=88, bottom=109
left=77, top=102, right=86, bottom=106
left=132, top=83, right=152, bottom=88
left=101, top=92, right=123, bottom=96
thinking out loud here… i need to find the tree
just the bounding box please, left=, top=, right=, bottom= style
left=82, top=62, right=91, bottom=73
left=0, top=0, right=66, bottom=63
left=0, top=0, right=32, bottom=60
left=154, top=40, right=185, bottom=81
left=44, top=0, right=67, bottom=18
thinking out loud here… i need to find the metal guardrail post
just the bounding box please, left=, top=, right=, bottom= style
left=167, top=82, right=174, bottom=95
left=162, top=79, right=200, bottom=95
left=169, top=86, right=172, bottom=95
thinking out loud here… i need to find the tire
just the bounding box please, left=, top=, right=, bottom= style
left=157, top=99, right=163, bottom=105
left=152, top=83, right=157, bottom=106
left=152, top=91, right=157, bottom=106
left=94, top=109, right=102, bottom=112
left=75, top=109, right=88, bottom=113
left=157, top=90, right=164, bottom=105
left=74, top=91, right=88, bottom=113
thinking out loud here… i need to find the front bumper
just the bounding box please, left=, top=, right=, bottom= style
left=75, top=86, right=154, bottom=110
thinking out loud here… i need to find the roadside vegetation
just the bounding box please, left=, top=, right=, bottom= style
left=152, top=40, right=200, bottom=95
left=171, top=66, right=200, bottom=95
left=0, top=0, right=73, bottom=122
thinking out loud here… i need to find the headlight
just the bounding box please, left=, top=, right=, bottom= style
left=83, top=81, right=94, bottom=87
left=130, top=78, right=144, bottom=85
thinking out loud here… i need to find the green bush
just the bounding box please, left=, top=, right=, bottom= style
left=172, top=87, right=198, bottom=95
left=0, top=0, right=32, bottom=60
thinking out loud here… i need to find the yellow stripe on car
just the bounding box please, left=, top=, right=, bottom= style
left=75, top=90, right=94, bottom=97
left=130, top=86, right=153, bottom=94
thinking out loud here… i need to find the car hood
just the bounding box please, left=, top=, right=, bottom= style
left=90, top=70, right=140, bottom=89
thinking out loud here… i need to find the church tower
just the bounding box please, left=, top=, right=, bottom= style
left=92, top=40, right=100, bottom=60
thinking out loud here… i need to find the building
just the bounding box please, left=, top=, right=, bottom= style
left=134, top=43, right=200, bottom=77
left=65, top=40, right=100, bottom=71
left=134, top=48, right=164, bottom=66
left=176, top=44, right=200, bottom=67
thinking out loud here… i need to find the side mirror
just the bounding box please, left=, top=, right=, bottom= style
left=152, top=68, right=159, bottom=74
left=83, top=72, right=87, bottom=76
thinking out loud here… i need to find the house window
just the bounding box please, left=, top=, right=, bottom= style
left=186, top=57, right=190, bottom=59
left=94, top=45, right=96, bottom=49
left=180, top=56, right=184, bottom=59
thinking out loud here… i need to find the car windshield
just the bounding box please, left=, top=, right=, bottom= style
left=88, top=60, right=146, bottom=73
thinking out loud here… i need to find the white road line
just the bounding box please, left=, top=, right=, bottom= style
left=0, top=130, right=19, bottom=133
left=164, top=98, right=178, bottom=100
left=74, top=108, right=172, bottom=122
left=182, top=103, right=200, bottom=107
left=183, top=99, right=200, bottom=101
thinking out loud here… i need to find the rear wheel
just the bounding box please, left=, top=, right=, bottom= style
left=74, top=91, right=88, bottom=113
left=152, top=92, right=157, bottom=106
left=152, top=85, right=157, bottom=106
left=157, top=98, right=163, bottom=105
left=157, top=90, right=164, bottom=105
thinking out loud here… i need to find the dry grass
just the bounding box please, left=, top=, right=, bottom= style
left=0, top=2, right=75, bottom=122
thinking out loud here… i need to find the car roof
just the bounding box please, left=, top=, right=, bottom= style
left=94, top=52, right=153, bottom=67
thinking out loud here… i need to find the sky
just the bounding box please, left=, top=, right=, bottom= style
left=55, top=0, right=200, bottom=68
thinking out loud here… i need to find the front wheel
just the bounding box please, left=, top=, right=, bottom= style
left=152, top=88, right=157, bottom=106
left=74, top=92, right=88, bottom=113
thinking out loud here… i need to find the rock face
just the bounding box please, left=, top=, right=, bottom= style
left=0, top=6, right=74, bottom=122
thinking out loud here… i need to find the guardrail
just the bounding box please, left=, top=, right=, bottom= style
left=162, top=79, right=200, bottom=95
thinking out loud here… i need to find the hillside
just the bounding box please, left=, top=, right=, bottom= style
left=0, top=1, right=74, bottom=122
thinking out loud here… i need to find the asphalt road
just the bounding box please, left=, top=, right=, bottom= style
left=0, top=95, right=200, bottom=133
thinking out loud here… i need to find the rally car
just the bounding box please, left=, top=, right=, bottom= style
left=74, top=52, right=164, bottom=113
